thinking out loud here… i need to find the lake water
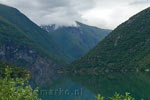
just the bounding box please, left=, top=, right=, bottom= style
left=40, top=71, right=150, bottom=100
left=39, top=78, right=96, bottom=100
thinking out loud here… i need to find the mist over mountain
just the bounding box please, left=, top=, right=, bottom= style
left=0, top=2, right=150, bottom=100
left=0, top=4, right=110, bottom=87
left=41, top=22, right=111, bottom=62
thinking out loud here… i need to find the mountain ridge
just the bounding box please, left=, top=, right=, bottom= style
left=69, top=7, right=150, bottom=72
left=41, top=22, right=111, bottom=62
left=0, top=4, right=69, bottom=64
left=66, top=7, right=150, bottom=100
left=0, top=4, right=66, bottom=87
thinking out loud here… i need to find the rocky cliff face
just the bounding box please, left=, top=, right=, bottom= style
left=0, top=42, right=62, bottom=87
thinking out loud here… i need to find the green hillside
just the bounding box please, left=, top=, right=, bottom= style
left=0, top=4, right=66, bottom=87
left=0, top=4, right=110, bottom=63
left=70, top=7, right=150, bottom=71
left=0, top=16, right=63, bottom=65
left=41, top=22, right=111, bottom=62
left=67, top=7, right=150, bottom=100
left=0, top=4, right=67, bottom=64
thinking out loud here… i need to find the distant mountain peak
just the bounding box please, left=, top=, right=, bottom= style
left=41, top=22, right=111, bottom=62
left=41, top=21, right=109, bottom=32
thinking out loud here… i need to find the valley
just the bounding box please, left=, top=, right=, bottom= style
left=0, top=3, right=150, bottom=100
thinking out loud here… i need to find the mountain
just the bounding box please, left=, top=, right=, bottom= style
left=41, top=22, right=111, bottom=62
left=0, top=4, right=68, bottom=63
left=0, top=4, right=66, bottom=87
left=67, top=7, right=150, bottom=99
left=69, top=7, right=150, bottom=72
left=0, top=4, right=110, bottom=88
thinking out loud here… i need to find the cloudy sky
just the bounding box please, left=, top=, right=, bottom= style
left=0, top=0, right=150, bottom=29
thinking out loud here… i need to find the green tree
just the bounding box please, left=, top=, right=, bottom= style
left=109, top=92, right=135, bottom=100
left=96, top=94, right=104, bottom=100
left=0, top=67, right=41, bottom=100
left=97, top=92, right=144, bottom=100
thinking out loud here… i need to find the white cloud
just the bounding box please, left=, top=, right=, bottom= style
left=0, top=0, right=150, bottom=29
left=82, top=0, right=150, bottom=29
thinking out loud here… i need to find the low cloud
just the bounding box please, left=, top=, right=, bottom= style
left=0, top=0, right=150, bottom=29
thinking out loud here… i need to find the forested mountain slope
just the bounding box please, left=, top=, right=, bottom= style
left=0, top=4, right=65, bottom=87
left=69, top=7, right=150, bottom=72
left=67, top=7, right=150, bottom=100
left=41, top=22, right=111, bottom=62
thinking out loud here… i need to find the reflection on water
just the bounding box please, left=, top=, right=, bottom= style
left=40, top=71, right=150, bottom=100
left=70, top=71, right=150, bottom=100
left=39, top=79, right=96, bottom=100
